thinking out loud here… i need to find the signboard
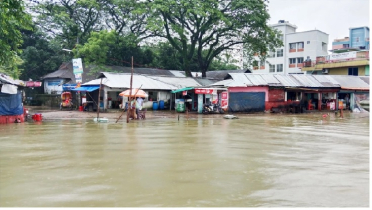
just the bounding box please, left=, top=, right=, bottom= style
left=194, top=89, right=213, bottom=94
left=73, top=58, right=83, bottom=83
left=221, top=91, right=228, bottom=110
left=182, top=91, right=187, bottom=96
left=328, top=51, right=357, bottom=60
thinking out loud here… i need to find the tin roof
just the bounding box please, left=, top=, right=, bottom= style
left=330, top=75, right=369, bottom=90
left=0, top=73, right=25, bottom=86
left=211, top=74, right=369, bottom=90
left=86, top=72, right=215, bottom=90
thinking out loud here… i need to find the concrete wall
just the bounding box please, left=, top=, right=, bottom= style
left=328, top=66, right=366, bottom=76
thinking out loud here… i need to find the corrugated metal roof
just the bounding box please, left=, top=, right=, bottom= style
left=245, top=74, right=268, bottom=86
left=212, top=74, right=369, bottom=90
left=84, top=72, right=216, bottom=90
left=359, top=76, right=370, bottom=85
left=84, top=73, right=178, bottom=90
left=290, top=74, right=324, bottom=87
left=0, top=73, right=24, bottom=86
left=148, top=76, right=202, bottom=89
left=228, top=73, right=253, bottom=86
left=206, top=69, right=248, bottom=80
left=273, top=74, right=302, bottom=87
left=330, top=75, right=369, bottom=90
left=312, top=75, right=340, bottom=87
left=256, top=74, right=282, bottom=86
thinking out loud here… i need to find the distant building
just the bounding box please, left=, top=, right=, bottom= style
left=332, top=26, right=369, bottom=52
left=250, top=20, right=329, bottom=74
left=302, top=26, right=369, bottom=76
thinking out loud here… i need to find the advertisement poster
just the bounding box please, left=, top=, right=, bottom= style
left=73, top=58, right=84, bottom=83
left=221, top=91, right=228, bottom=110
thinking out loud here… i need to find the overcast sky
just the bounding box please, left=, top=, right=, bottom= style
left=267, top=0, right=370, bottom=50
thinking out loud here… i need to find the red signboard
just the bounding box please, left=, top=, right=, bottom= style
left=182, top=91, right=187, bottom=96
left=194, top=89, right=213, bottom=94
left=221, top=92, right=228, bottom=100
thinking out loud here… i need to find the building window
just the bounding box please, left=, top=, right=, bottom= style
left=277, top=49, right=283, bottom=57
left=356, top=37, right=359, bottom=42
left=343, top=44, right=350, bottom=48
left=297, top=42, right=304, bottom=49
left=289, top=58, right=296, bottom=64
left=269, top=64, right=275, bottom=73
left=307, top=41, right=310, bottom=44
left=289, top=43, right=296, bottom=49
left=277, top=64, right=283, bottom=72
left=268, top=51, right=275, bottom=58
left=322, top=42, right=327, bottom=51
left=348, top=67, right=358, bottom=76
left=297, top=57, right=304, bottom=63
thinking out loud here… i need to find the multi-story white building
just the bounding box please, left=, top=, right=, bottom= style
left=250, top=20, right=329, bottom=74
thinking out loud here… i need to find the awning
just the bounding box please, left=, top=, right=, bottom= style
left=71, top=85, right=100, bottom=92
left=171, top=87, right=194, bottom=93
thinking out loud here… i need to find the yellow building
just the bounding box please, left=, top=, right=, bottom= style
left=301, top=50, right=369, bottom=76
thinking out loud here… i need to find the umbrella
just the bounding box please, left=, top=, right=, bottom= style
left=119, top=88, right=148, bottom=98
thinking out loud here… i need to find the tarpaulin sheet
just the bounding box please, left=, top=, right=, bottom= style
left=71, top=85, right=100, bottom=92
left=228, top=92, right=265, bottom=112
left=0, top=91, right=23, bottom=115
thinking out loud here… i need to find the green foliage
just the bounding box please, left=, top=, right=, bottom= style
left=140, top=0, right=282, bottom=77
left=0, top=0, right=32, bottom=76
left=19, top=27, right=67, bottom=81
left=76, top=30, right=154, bottom=74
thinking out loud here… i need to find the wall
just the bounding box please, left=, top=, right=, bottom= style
left=328, top=66, right=366, bottom=76
left=44, top=78, right=65, bottom=94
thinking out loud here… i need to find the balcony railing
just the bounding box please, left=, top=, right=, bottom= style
left=303, top=51, right=369, bottom=67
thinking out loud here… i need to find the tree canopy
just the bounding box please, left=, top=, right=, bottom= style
left=0, top=0, right=32, bottom=78
left=141, top=0, right=282, bottom=77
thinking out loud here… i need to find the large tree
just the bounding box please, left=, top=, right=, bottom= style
left=141, top=0, right=282, bottom=77
left=0, top=0, right=32, bottom=78
left=75, top=30, right=155, bottom=73
left=19, top=26, right=67, bottom=81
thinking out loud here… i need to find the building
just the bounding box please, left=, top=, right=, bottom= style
left=209, top=73, right=369, bottom=113
left=250, top=20, right=329, bottom=75
left=332, top=26, right=369, bottom=52
left=302, top=26, right=369, bottom=76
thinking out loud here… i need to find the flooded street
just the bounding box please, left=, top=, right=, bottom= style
left=0, top=112, right=369, bottom=207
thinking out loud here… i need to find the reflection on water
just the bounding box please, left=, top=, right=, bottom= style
left=0, top=112, right=369, bottom=207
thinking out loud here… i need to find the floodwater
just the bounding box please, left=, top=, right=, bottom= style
left=0, top=112, right=369, bottom=207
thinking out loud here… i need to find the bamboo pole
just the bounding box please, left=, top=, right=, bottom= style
left=96, top=77, right=103, bottom=120
left=127, top=56, right=134, bottom=123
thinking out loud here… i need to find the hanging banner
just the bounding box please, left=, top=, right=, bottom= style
left=328, top=51, right=357, bottom=60
left=73, top=58, right=83, bottom=83
left=194, top=89, right=213, bottom=94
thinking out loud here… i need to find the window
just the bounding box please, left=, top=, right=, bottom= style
left=297, top=42, right=304, bottom=49
left=297, top=57, right=304, bottom=63
left=277, top=64, right=283, bottom=72
left=356, top=37, right=360, bottom=42
left=289, top=58, right=296, bottom=64
left=307, top=41, right=310, bottom=44
left=343, top=44, right=349, bottom=48
left=269, top=64, right=275, bottom=73
left=260, top=60, right=265, bottom=67
left=268, top=51, right=275, bottom=57
left=348, top=67, right=358, bottom=76
left=277, top=49, right=283, bottom=57
left=289, top=43, right=296, bottom=49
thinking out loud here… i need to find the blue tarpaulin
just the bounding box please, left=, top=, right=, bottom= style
left=71, top=86, right=100, bottom=92
left=0, top=91, right=23, bottom=115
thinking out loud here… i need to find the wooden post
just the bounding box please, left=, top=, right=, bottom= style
left=96, top=77, right=103, bottom=120
left=127, top=56, right=134, bottom=123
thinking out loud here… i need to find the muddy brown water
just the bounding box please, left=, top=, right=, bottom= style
left=0, top=111, right=369, bottom=207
